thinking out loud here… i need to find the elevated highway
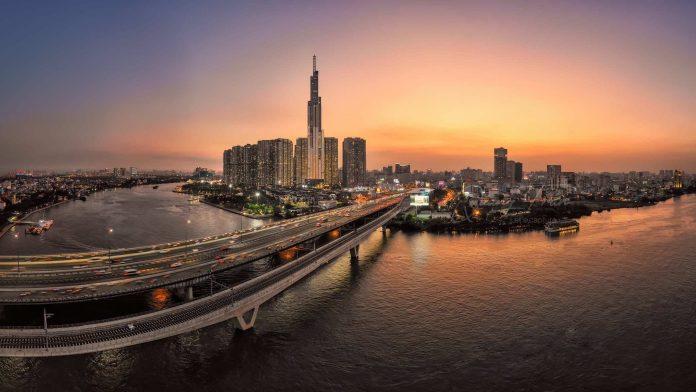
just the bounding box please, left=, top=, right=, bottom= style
left=0, top=196, right=405, bottom=357
left=0, top=194, right=404, bottom=303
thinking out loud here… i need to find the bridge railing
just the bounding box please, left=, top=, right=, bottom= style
left=0, top=199, right=405, bottom=336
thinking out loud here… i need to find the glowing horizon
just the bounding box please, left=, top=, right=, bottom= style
left=1, top=1, right=695, bottom=173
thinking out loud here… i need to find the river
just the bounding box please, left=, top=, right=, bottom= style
left=1, top=191, right=695, bottom=391
left=0, top=183, right=265, bottom=255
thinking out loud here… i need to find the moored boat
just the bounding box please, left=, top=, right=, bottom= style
left=544, top=219, right=579, bottom=234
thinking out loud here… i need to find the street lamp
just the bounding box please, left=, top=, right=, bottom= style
left=43, top=307, right=54, bottom=349
left=13, top=232, right=20, bottom=276
left=186, top=219, right=192, bottom=257
left=107, top=228, right=113, bottom=263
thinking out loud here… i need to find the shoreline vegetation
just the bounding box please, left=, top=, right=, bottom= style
left=388, top=188, right=695, bottom=234
left=200, top=199, right=273, bottom=219
left=176, top=182, right=279, bottom=219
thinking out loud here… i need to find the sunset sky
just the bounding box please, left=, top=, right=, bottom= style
left=1, top=1, right=695, bottom=173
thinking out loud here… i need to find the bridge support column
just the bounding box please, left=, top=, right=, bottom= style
left=381, top=225, right=387, bottom=233
left=349, top=245, right=360, bottom=261
left=186, top=286, right=194, bottom=301
left=235, top=306, right=259, bottom=331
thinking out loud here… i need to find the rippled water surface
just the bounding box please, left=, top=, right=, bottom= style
left=1, top=193, right=695, bottom=391
left=0, top=183, right=264, bottom=255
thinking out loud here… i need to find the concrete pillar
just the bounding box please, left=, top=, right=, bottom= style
left=236, top=306, right=259, bottom=331
left=186, top=286, right=194, bottom=301
left=349, top=245, right=360, bottom=261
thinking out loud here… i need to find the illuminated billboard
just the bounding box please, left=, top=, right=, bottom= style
left=410, top=194, right=430, bottom=206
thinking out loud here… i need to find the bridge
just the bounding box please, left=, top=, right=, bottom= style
left=0, top=194, right=406, bottom=357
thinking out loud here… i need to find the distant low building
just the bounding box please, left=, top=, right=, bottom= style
left=193, top=167, right=215, bottom=181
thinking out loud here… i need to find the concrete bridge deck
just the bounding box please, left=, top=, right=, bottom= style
left=0, top=201, right=403, bottom=357
left=0, top=195, right=404, bottom=304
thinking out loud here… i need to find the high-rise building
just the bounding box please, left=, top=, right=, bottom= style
left=241, top=144, right=258, bottom=188
left=307, top=55, right=324, bottom=181
left=547, top=164, right=562, bottom=190
left=382, top=165, right=393, bottom=175
left=258, top=139, right=293, bottom=187
left=257, top=140, right=274, bottom=187
left=273, top=138, right=294, bottom=187
left=323, top=137, right=339, bottom=187
left=674, top=170, right=684, bottom=189
left=294, top=137, right=308, bottom=186
left=514, top=162, right=523, bottom=183
left=506, top=160, right=516, bottom=182
left=224, top=144, right=258, bottom=187
left=494, top=147, right=508, bottom=180
left=342, top=137, right=366, bottom=187
left=395, top=164, right=411, bottom=174
left=223, top=149, right=232, bottom=184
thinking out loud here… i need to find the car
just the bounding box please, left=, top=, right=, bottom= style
left=169, top=262, right=182, bottom=268
left=192, top=248, right=199, bottom=253
left=315, top=223, right=322, bottom=227
left=123, top=268, right=140, bottom=276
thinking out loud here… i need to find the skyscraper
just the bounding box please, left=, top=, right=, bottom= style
left=395, top=164, right=411, bottom=174
left=323, top=137, right=339, bottom=187
left=223, top=149, right=232, bottom=184
left=506, top=160, right=516, bottom=182
left=226, top=144, right=258, bottom=187
left=547, top=164, right=562, bottom=190
left=674, top=170, right=684, bottom=189
left=494, top=147, right=507, bottom=180
left=294, top=137, right=308, bottom=186
left=342, top=137, right=366, bottom=187
left=257, top=140, right=274, bottom=187
left=258, top=139, right=293, bottom=187
left=241, top=144, right=258, bottom=188
left=307, top=55, right=324, bottom=181
left=514, top=162, right=523, bottom=183
left=273, top=138, right=294, bottom=187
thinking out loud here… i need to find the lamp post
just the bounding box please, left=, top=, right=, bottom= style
left=13, top=232, right=20, bottom=277
left=107, top=228, right=113, bottom=264
left=186, top=219, right=192, bottom=259
left=43, top=307, right=54, bottom=350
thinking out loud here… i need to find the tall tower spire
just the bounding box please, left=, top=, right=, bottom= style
left=307, top=54, right=324, bottom=181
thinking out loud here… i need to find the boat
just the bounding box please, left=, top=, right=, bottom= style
left=544, top=219, right=579, bottom=234
left=25, top=219, right=54, bottom=235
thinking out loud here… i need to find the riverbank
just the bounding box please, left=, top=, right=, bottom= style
left=200, top=200, right=273, bottom=219
left=390, top=193, right=693, bottom=234
left=0, top=177, right=186, bottom=239
left=0, top=200, right=69, bottom=239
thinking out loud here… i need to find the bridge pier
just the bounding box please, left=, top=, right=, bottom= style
left=349, top=245, right=360, bottom=261
left=235, top=306, right=259, bottom=331
left=174, top=286, right=194, bottom=301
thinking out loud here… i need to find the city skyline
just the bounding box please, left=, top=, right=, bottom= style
left=2, top=1, right=695, bottom=173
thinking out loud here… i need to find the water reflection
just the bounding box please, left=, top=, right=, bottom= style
left=0, top=183, right=268, bottom=255
left=149, top=288, right=172, bottom=310
left=0, top=196, right=694, bottom=391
